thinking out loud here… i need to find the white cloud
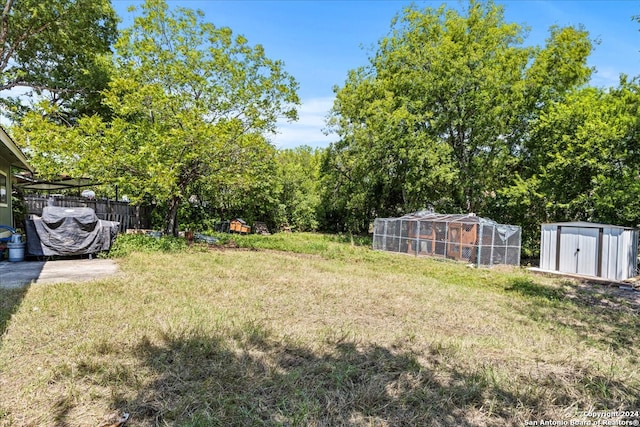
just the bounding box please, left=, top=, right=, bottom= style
left=0, top=86, right=34, bottom=126
left=271, top=96, right=337, bottom=149
left=591, top=66, right=623, bottom=88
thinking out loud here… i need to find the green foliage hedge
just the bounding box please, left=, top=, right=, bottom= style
left=107, top=234, right=191, bottom=258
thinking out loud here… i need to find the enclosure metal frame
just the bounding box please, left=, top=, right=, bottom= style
left=373, top=212, right=521, bottom=267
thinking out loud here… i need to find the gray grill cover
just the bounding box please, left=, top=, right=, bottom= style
left=26, top=206, right=119, bottom=256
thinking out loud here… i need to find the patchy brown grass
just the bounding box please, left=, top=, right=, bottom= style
left=1, top=234, right=639, bottom=426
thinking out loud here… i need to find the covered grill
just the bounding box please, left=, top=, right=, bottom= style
left=25, top=206, right=119, bottom=257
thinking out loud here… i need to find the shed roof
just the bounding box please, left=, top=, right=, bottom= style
left=542, top=221, right=637, bottom=231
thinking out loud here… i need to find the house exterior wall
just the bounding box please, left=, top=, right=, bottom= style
left=0, top=154, right=12, bottom=227
left=0, top=126, right=32, bottom=228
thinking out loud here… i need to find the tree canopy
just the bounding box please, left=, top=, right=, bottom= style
left=0, top=0, right=117, bottom=120
left=15, top=0, right=299, bottom=235
left=320, top=0, right=593, bottom=236
left=495, top=78, right=640, bottom=251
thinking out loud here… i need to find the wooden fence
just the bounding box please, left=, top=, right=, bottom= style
left=23, top=195, right=153, bottom=233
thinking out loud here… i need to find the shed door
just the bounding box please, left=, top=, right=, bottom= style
left=558, top=227, right=599, bottom=276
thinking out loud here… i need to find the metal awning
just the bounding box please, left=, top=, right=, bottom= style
left=14, top=173, right=99, bottom=191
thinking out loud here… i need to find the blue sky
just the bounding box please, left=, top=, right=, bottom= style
left=113, top=1, right=640, bottom=149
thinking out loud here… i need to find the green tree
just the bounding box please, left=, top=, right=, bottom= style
left=107, top=0, right=298, bottom=235
left=12, top=102, right=88, bottom=178
left=497, top=79, right=640, bottom=254
left=15, top=0, right=299, bottom=236
left=274, top=146, right=322, bottom=231
left=187, top=138, right=281, bottom=231
left=0, top=0, right=117, bottom=120
left=497, top=14, right=640, bottom=254
left=323, top=0, right=592, bottom=233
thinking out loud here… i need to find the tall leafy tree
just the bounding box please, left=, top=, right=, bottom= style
left=323, top=0, right=592, bottom=233
left=275, top=146, right=322, bottom=231
left=102, top=0, right=298, bottom=235
left=0, top=0, right=117, bottom=120
left=187, top=137, right=282, bottom=230
left=498, top=79, right=640, bottom=253
left=15, top=0, right=299, bottom=235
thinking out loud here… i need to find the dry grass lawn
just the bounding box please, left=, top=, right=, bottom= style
left=0, top=233, right=639, bottom=426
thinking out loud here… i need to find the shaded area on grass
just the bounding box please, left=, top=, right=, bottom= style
left=505, top=277, right=640, bottom=350
left=505, top=277, right=566, bottom=301
left=8, top=315, right=640, bottom=426
left=64, top=325, right=631, bottom=427
left=0, top=286, right=29, bottom=347
left=109, top=333, right=493, bottom=425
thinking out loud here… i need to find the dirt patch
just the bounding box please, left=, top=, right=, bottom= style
left=528, top=268, right=640, bottom=314
left=566, top=278, right=640, bottom=314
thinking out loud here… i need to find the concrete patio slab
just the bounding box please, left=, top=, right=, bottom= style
left=0, top=258, right=120, bottom=289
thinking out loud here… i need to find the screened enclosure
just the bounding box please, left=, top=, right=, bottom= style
left=373, top=212, right=522, bottom=267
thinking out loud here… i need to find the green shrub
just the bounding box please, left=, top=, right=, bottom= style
left=106, top=230, right=375, bottom=260
left=107, top=233, right=189, bottom=258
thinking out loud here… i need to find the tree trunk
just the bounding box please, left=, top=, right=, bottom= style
left=164, top=195, right=181, bottom=237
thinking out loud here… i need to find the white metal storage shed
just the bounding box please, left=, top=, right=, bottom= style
left=539, top=222, right=638, bottom=281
